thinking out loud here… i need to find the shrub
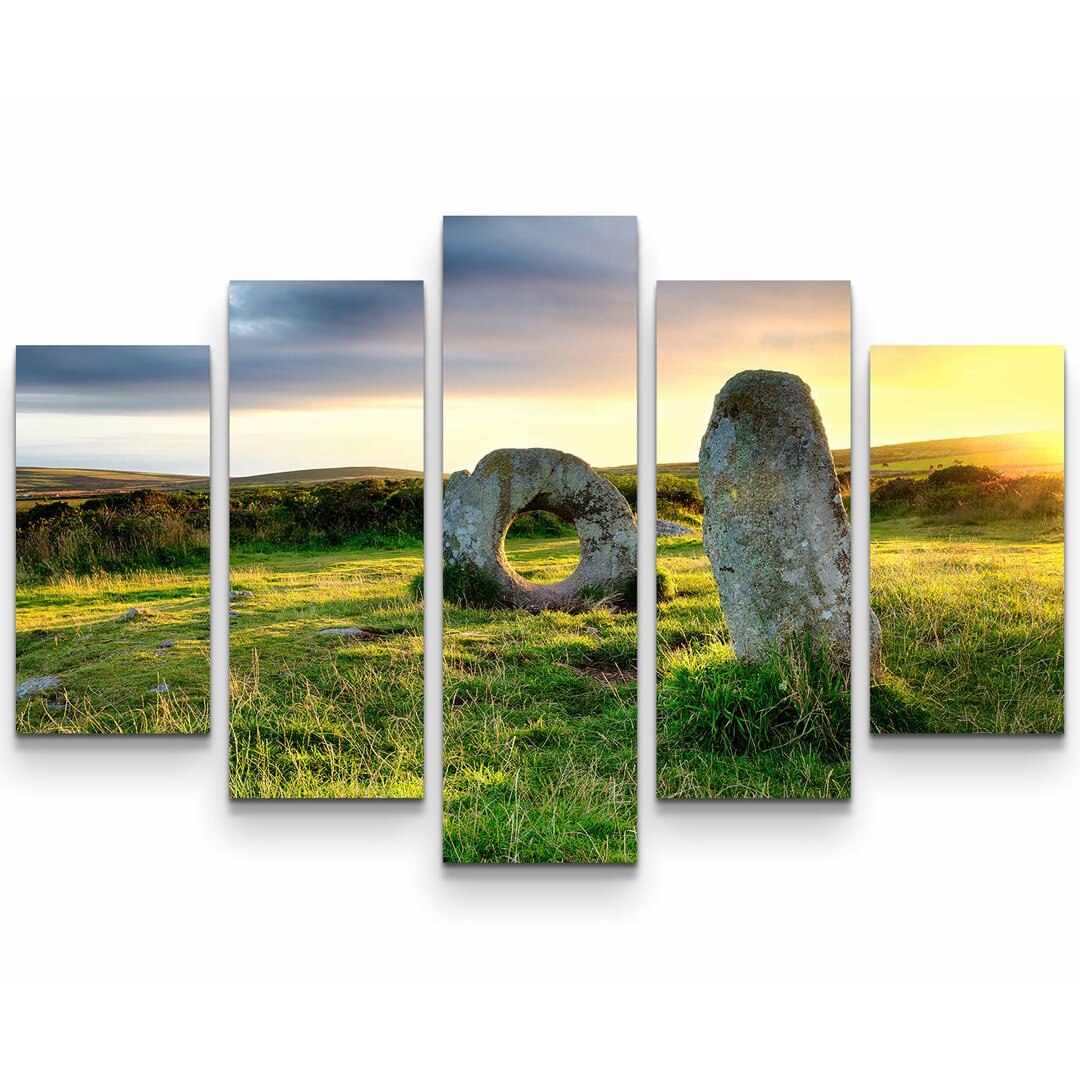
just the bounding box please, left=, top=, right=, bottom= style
left=16, top=489, right=210, bottom=582
left=870, top=467, right=1063, bottom=524
left=442, top=564, right=504, bottom=607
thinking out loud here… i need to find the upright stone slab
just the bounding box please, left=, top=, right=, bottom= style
left=443, top=447, right=637, bottom=610
left=698, top=369, right=878, bottom=672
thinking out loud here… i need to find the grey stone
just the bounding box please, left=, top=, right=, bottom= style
left=119, top=606, right=150, bottom=620
left=656, top=519, right=695, bottom=537
left=318, top=627, right=364, bottom=637
left=16, top=675, right=61, bottom=700
left=443, top=448, right=637, bottom=610
left=229, top=589, right=254, bottom=600
left=158, top=640, right=176, bottom=649
left=150, top=682, right=171, bottom=693
left=698, top=370, right=881, bottom=673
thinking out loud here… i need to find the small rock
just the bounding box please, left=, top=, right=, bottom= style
left=318, top=627, right=365, bottom=637
left=230, top=589, right=254, bottom=600
left=45, top=701, right=72, bottom=714
left=119, top=607, right=150, bottom=620
left=159, top=640, right=176, bottom=649
left=16, top=675, right=61, bottom=700
left=656, top=519, right=695, bottom=537
left=150, top=683, right=171, bottom=693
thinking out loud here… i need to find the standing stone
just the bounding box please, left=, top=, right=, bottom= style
left=443, top=448, right=637, bottom=610
left=698, top=369, right=881, bottom=673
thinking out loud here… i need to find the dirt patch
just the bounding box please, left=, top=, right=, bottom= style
left=567, top=660, right=637, bottom=686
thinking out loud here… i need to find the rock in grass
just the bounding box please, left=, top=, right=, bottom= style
left=150, top=683, right=171, bottom=693
left=656, top=519, right=695, bottom=537
left=229, top=589, right=254, bottom=600
left=119, top=606, right=150, bottom=620
left=699, top=369, right=880, bottom=673
left=442, top=447, right=637, bottom=610
left=16, top=675, right=61, bottom=700
left=318, top=627, right=365, bottom=637
left=159, top=640, right=176, bottom=649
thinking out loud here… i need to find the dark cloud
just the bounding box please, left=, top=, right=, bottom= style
left=16, top=345, right=209, bottom=415
left=443, top=216, right=638, bottom=396
left=229, top=280, right=423, bottom=410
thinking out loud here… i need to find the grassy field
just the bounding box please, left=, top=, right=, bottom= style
left=871, top=518, right=1064, bottom=734
left=655, top=534, right=850, bottom=799
left=15, top=569, right=210, bottom=734
left=229, top=544, right=424, bottom=798
left=443, top=537, right=637, bottom=862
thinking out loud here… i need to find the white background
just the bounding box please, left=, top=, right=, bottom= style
left=2, top=3, right=1078, bottom=1077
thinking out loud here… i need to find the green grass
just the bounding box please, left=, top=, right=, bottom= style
left=443, top=536, right=637, bottom=862
left=229, top=543, right=424, bottom=798
left=870, top=518, right=1064, bottom=734
left=16, top=568, right=210, bottom=734
left=656, top=536, right=850, bottom=799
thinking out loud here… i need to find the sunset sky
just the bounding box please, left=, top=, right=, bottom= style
left=229, top=280, right=424, bottom=476
left=657, top=281, right=851, bottom=463
left=871, top=345, right=1064, bottom=452
left=443, top=216, right=638, bottom=473
left=16, top=345, right=209, bottom=474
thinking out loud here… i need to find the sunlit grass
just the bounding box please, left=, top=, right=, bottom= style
left=443, top=538, right=637, bottom=863
left=228, top=545, right=424, bottom=798
left=16, top=568, right=210, bottom=734
left=870, top=518, right=1063, bottom=734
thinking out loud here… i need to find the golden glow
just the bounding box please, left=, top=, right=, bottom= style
left=871, top=346, right=1064, bottom=450
left=230, top=404, right=423, bottom=476
left=657, top=281, right=851, bottom=462
left=444, top=395, right=637, bottom=474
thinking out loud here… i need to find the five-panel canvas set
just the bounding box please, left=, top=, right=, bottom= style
left=14, top=216, right=1066, bottom=864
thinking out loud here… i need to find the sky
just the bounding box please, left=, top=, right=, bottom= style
left=15, top=345, right=209, bottom=474
left=656, top=281, right=851, bottom=463
left=229, top=280, right=424, bottom=475
left=871, top=345, right=1064, bottom=450
left=443, top=216, right=638, bottom=472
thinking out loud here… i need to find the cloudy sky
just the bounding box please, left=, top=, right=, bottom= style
left=657, top=281, right=851, bottom=463
left=229, top=280, right=424, bottom=475
left=871, top=345, right=1064, bottom=449
left=16, top=345, right=209, bottom=474
left=443, top=216, right=638, bottom=472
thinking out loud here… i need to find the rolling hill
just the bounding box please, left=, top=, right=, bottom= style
left=230, top=466, right=423, bottom=487
left=16, top=467, right=209, bottom=499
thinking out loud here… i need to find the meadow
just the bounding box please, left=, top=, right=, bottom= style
left=442, top=536, right=638, bottom=862
left=869, top=457, right=1064, bottom=735
left=16, top=485, right=211, bottom=734
left=16, top=568, right=210, bottom=734
left=229, top=543, right=425, bottom=798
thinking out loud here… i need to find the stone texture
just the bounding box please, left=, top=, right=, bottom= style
left=698, top=369, right=880, bottom=672
left=656, top=519, right=695, bottom=537
left=443, top=448, right=637, bottom=610
left=16, top=675, right=61, bottom=700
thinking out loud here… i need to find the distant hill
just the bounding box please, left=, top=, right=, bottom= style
left=868, top=430, right=1063, bottom=478
left=17, top=467, right=208, bottom=499
left=655, top=431, right=1062, bottom=481
left=230, top=465, right=423, bottom=487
